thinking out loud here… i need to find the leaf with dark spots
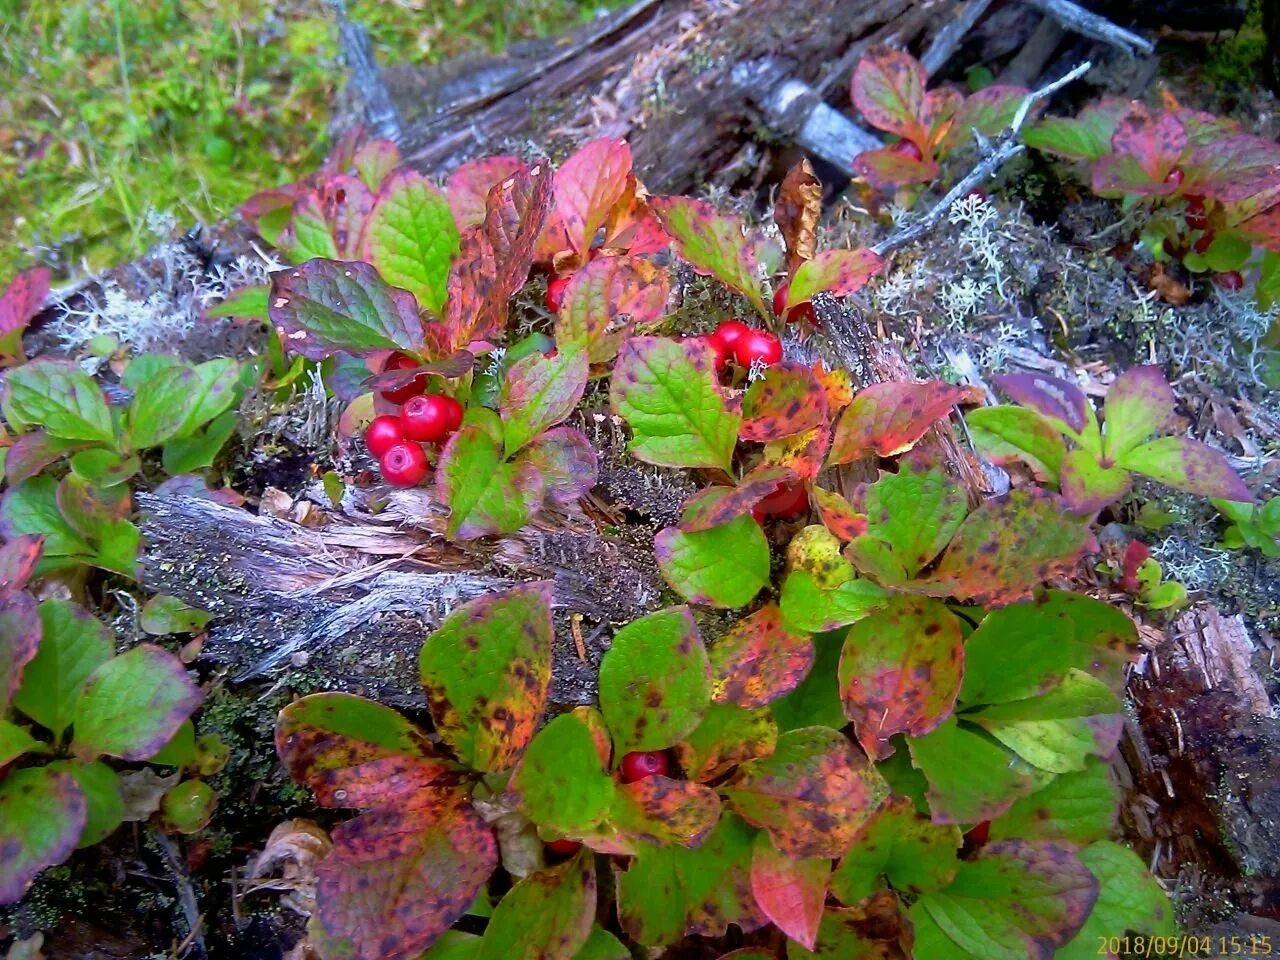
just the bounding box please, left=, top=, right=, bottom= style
left=433, top=227, right=500, bottom=356
left=610, top=336, right=741, bottom=471
left=512, top=712, right=615, bottom=834
left=360, top=351, right=475, bottom=394
left=514, top=427, right=598, bottom=505
left=740, top=363, right=828, bottom=442
left=909, top=840, right=1098, bottom=960
left=763, top=426, right=831, bottom=481
left=675, top=702, right=778, bottom=783
left=830, top=796, right=961, bottom=906
left=851, top=47, right=927, bottom=144
left=609, top=776, right=722, bottom=847
left=1092, top=106, right=1187, bottom=195
left=787, top=249, right=885, bottom=307
left=649, top=196, right=780, bottom=317
left=445, top=155, right=523, bottom=229
left=310, top=755, right=465, bottom=812
left=555, top=255, right=671, bottom=363
left=269, top=259, right=424, bottom=361
left=437, top=411, right=546, bottom=539
left=1099, top=365, right=1177, bottom=459
left=615, top=813, right=766, bottom=947
left=499, top=342, right=588, bottom=455
left=1117, top=436, right=1253, bottom=502
left=679, top=465, right=795, bottom=533
left=0, top=266, right=50, bottom=363
left=813, top=363, right=854, bottom=414
left=774, top=159, right=822, bottom=274
left=915, top=489, right=1095, bottom=607
left=284, top=175, right=374, bottom=260
left=599, top=606, right=712, bottom=753
left=993, top=372, right=1090, bottom=438
left=810, top=486, right=868, bottom=542
left=655, top=511, right=771, bottom=609
left=989, top=757, right=1118, bottom=845
left=419, top=581, right=553, bottom=773
left=475, top=855, right=596, bottom=960
left=788, top=905, right=897, bottom=959
left=315, top=793, right=497, bottom=960
left=1184, top=132, right=1280, bottom=207
left=483, top=160, right=554, bottom=293
left=965, top=405, right=1067, bottom=482
left=0, top=590, right=41, bottom=713
left=1059, top=449, right=1131, bottom=513
left=750, top=831, right=829, bottom=950
left=552, top=138, right=634, bottom=257
left=0, top=534, right=42, bottom=594
left=828, top=380, right=975, bottom=464
left=906, top=717, right=1035, bottom=824
left=1056, top=841, right=1176, bottom=960
left=839, top=595, right=964, bottom=760
left=710, top=604, right=815, bottom=710
left=0, top=767, right=86, bottom=905
left=722, top=726, right=889, bottom=859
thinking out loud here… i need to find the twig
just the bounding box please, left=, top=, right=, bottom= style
left=150, top=827, right=207, bottom=960
left=1022, top=0, right=1153, bottom=56
left=872, top=59, right=1091, bottom=257
left=921, top=0, right=996, bottom=75
left=326, top=0, right=404, bottom=143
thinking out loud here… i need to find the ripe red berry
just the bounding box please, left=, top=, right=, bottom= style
left=401, top=394, right=460, bottom=443
left=708, top=320, right=751, bottom=355
left=545, top=838, right=582, bottom=856
left=546, top=274, right=573, bottom=313
left=1218, top=270, right=1245, bottom=291
left=892, top=140, right=924, bottom=162
left=379, top=442, right=428, bottom=487
left=1192, top=231, right=1215, bottom=255
left=365, top=415, right=404, bottom=458
left=757, top=481, right=809, bottom=519
left=440, top=395, right=464, bottom=433
left=733, top=329, right=783, bottom=369
left=1184, top=195, right=1208, bottom=231
left=380, top=352, right=428, bottom=405
left=1163, top=167, right=1185, bottom=189
left=620, top=750, right=669, bottom=783
left=772, top=281, right=816, bottom=324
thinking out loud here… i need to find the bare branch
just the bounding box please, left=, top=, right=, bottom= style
left=1022, top=0, right=1153, bottom=57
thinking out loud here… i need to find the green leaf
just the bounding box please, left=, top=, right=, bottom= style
left=572, top=926, right=629, bottom=960
left=779, top=569, right=888, bottom=633
left=788, top=249, right=884, bottom=305
left=159, top=777, right=215, bottom=833
left=50, top=759, right=123, bottom=847
left=829, top=796, right=961, bottom=905
left=476, top=856, right=596, bottom=960
left=1023, top=102, right=1124, bottom=162
left=0, top=720, right=44, bottom=765
left=1060, top=448, right=1132, bottom=513
left=419, top=582, right=553, bottom=773
left=771, top=631, right=846, bottom=733
left=13, top=598, right=111, bottom=737
left=1100, top=366, right=1176, bottom=460
left=499, top=343, right=588, bottom=455
left=615, top=813, right=765, bottom=947
left=68, top=448, right=139, bottom=487
left=1258, top=249, right=1280, bottom=309
left=655, top=509, right=770, bottom=609
left=722, top=726, right=889, bottom=859
left=205, top=284, right=269, bottom=320
left=1055, top=841, right=1176, bottom=959
left=437, top=413, right=545, bottom=540
left=362, top=170, right=459, bottom=317
left=789, top=907, right=888, bottom=959
left=846, top=461, right=968, bottom=583
left=1204, top=231, right=1252, bottom=273
left=150, top=719, right=198, bottom=768
left=128, top=358, right=241, bottom=449
left=965, top=405, right=1066, bottom=481
left=989, top=757, right=1118, bottom=844
left=268, top=258, right=425, bottom=361
left=0, top=767, right=86, bottom=903
left=121, top=353, right=184, bottom=391
left=511, top=712, right=615, bottom=834
left=140, top=594, right=213, bottom=635
left=675, top=701, right=778, bottom=782
left=907, top=717, right=1035, bottom=823
left=0, top=476, right=91, bottom=564
left=609, top=336, right=741, bottom=470
left=909, top=840, right=1099, bottom=960
left=839, top=596, right=964, bottom=760
left=92, top=517, right=140, bottom=580
left=598, top=606, right=712, bottom=753
left=161, top=409, right=238, bottom=475
left=70, top=644, right=203, bottom=762
left=1117, top=436, right=1253, bottom=502
left=2, top=358, right=114, bottom=443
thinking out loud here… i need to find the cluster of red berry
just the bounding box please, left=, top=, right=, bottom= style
left=365, top=352, right=464, bottom=487
left=695, top=319, right=783, bottom=373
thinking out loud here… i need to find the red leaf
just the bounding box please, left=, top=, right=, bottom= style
left=0, top=535, right=43, bottom=595
left=679, top=465, right=796, bottom=533
left=851, top=47, right=927, bottom=144
left=553, top=138, right=635, bottom=257
left=750, top=832, right=829, bottom=950
left=515, top=427, right=598, bottom=505
left=740, top=363, right=828, bottom=442
left=0, top=590, right=41, bottom=712
left=828, top=380, right=975, bottom=464
left=763, top=426, right=831, bottom=482
left=1092, top=107, right=1187, bottom=196
left=710, top=604, right=816, bottom=710
left=1184, top=133, right=1280, bottom=207
left=811, top=487, right=868, bottom=542
left=0, top=267, right=50, bottom=363
left=445, top=155, right=523, bottom=229
left=853, top=146, right=939, bottom=189
left=556, top=255, right=671, bottom=363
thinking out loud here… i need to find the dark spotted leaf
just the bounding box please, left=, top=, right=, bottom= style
left=445, top=155, right=523, bottom=229
left=476, top=855, right=596, bottom=960
left=556, top=255, right=670, bottom=363
left=1117, top=436, right=1252, bottom=502
left=512, top=711, right=615, bottom=834
left=419, top=581, right=553, bottom=773
left=723, top=726, right=889, bottom=859
left=514, top=427, right=597, bottom=505
left=499, top=342, right=588, bottom=455
left=609, top=776, right=722, bottom=847
left=269, top=259, right=424, bottom=360
left=675, top=701, right=778, bottom=783
left=989, top=757, right=1118, bottom=845
left=655, top=511, right=771, bottom=608
left=315, top=793, right=497, bottom=960
left=553, top=138, right=635, bottom=257
left=362, top=170, right=459, bottom=316
left=678, top=467, right=795, bottom=533
left=789, top=905, right=896, bottom=959
left=437, top=412, right=546, bottom=539
left=909, top=840, right=1098, bottom=960
left=615, top=813, right=766, bottom=948
left=916, top=490, right=1095, bottom=607
left=828, top=380, right=974, bottom=463
left=610, top=336, right=741, bottom=470
left=2, top=358, right=114, bottom=444
left=13, top=598, right=110, bottom=736
left=70, top=645, right=202, bottom=762
left=786, top=524, right=854, bottom=591
left=1099, top=366, right=1177, bottom=459
left=598, top=606, right=712, bottom=753
left=0, top=534, right=42, bottom=594
left=906, top=717, right=1035, bottom=824
left=774, top=159, right=822, bottom=274
left=809, top=487, right=868, bottom=542
left=483, top=160, right=554, bottom=293
left=839, top=596, right=964, bottom=760
left=710, top=604, right=815, bottom=710
left=283, top=175, right=374, bottom=261
left=1059, top=449, right=1131, bottom=513
left=740, top=363, right=827, bottom=442
left=649, top=197, right=779, bottom=317
left=846, top=461, right=968, bottom=584
left=0, top=767, right=86, bottom=905
left=779, top=569, right=887, bottom=634
left=851, top=47, right=927, bottom=143
left=1092, top=106, right=1187, bottom=196
left=1056, top=841, right=1175, bottom=960
left=0, top=266, right=49, bottom=363
left=751, top=831, right=829, bottom=950
left=964, top=406, right=1066, bottom=482
left=763, top=425, right=831, bottom=481
left=787, top=249, right=885, bottom=307
left=829, top=796, right=961, bottom=905
left=0, top=590, right=40, bottom=713
left=993, top=372, right=1090, bottom=438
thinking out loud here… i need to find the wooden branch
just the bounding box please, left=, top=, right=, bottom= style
left=920, top=0, right=996, bottom=74
left=328, top=0, right=403, bottom=143
left=1022, top=0, right=1154, bottom=56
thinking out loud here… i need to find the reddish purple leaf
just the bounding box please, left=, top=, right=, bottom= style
left=828, top=380, right=975, bottom=464
left=0, top=267, right=50, bottom=363
left=601, top=178, right=670, bottom=256
left=553, top=138, right=634, bottom=257
left=283, top=175, right=375, bottom=260
left=556, top=255, right=671, bottom=363
left=1094, top=107, right=1187, bottom=194
left=484, top=160, right=554, bottom=294
left=1184, top=133, right=1280, bottom=207
left=740, top=363, right=828, bottom=443
left=853, top=147, right=939, bottom=189
left=0, top=768, right=86, bottom=906
left=810, top=487, right=868, bottom=542
left=446, top=155, right=524, bottom=229
left=3, top=431, right=89, bottom=486
left=678, top=465, right=796, bottom=533
left=239, top=188, right=298, bottom=244
left=1101, top=365, right=1178, bottom=458
left=851, top=47, right=927, bottom=144
left=993, top=372, right=1089, bottom=435
left=750, top=832, right=829, bottom=950
left=710, top=604, right=816, bottom=710
left=0, top=535, right=42, bottom=594
left=0, top=590, right=41, bottom=712
left=515, top=427, right=598, bottom=505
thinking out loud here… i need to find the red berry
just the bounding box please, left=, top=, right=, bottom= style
left=733, top=329, right=783, bottom=369
left=772, top=281, right=815, bottom=324
left=620, top=750, right=669, bottom=783
left=365, top=415, right=404, bottom=458
left=1184, top=195, right=1208, bottom=231
left=546, top=274, right=573, bottom=313
left=892, top=140, right=924, bottom=162
left=709, top=320, right=752, bottom=355
left=379, top=442, right=428, bottom=487
left=380, top=352, right=428, bottom=405
left=401, top=394, right=459, bottom=443
left=440, top=395, right=464, bottom=433
left=1163, top=167, right=1185, bottom=189
left=545, top=838, right=582, bottom=856
left=1193, top=231, right=1215, bottom=255
left=963, top=820, right=991, bottom=847
left=757, top=481, right=809, bottom=519
left=1218, top=270, right=1245, bottom=291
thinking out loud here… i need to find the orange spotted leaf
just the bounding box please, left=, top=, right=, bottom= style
left=679, top=465, right=796, bottom=533
left=676, top=702, right=779, bottom=783
left=750, top=831, right=829, bottom=950
left=829, top=380, right=975, bottom=464
left=710, top=604, right=815, bottom=710
left=556, top=255, right=670, bottom=363
left=811, top=487, right=868, bottom=542
left=610, top=776, right=723, bottom=848
left=740, top=363, right=828, bottom=442
left=763, top=426, right=831, bottom=482
left=851, top=47, right=928, bottom=144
